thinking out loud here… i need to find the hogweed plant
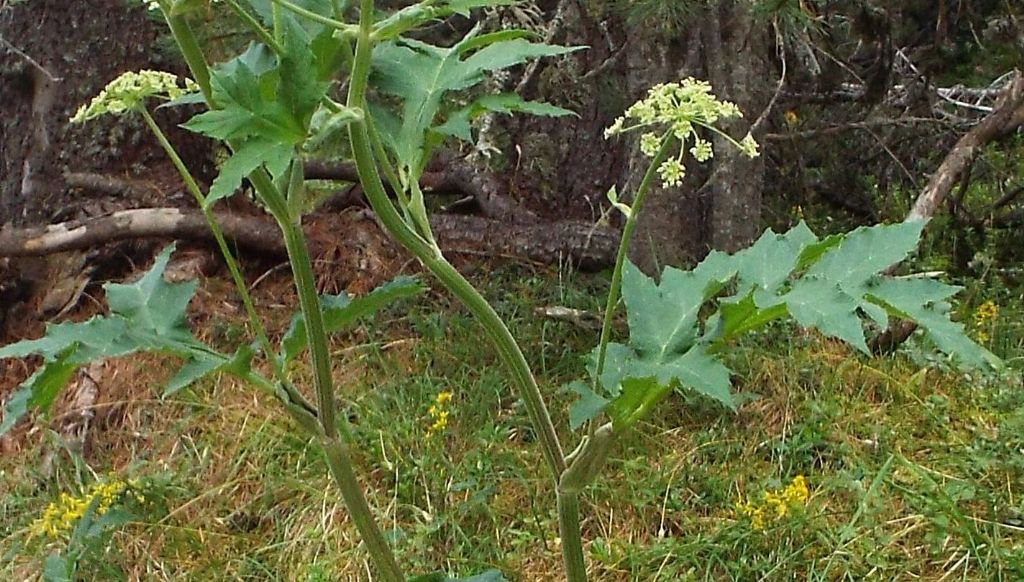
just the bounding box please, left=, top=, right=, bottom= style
left=0, top=0, right=1002, bottom=580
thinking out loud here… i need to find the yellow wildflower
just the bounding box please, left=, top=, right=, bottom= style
left=735, top=475, right=810, bottom=531
left=973, top=300, right=998, bottom=325
left=972, top=300, right=998, bottom=343
left=784, top=110, right=800, bottom=127
left=30, top=478, right=135, bottom=540
left=426, top=391, right=454, bottom=437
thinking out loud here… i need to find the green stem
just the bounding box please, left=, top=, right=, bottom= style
left=162, top=10, right=213, bottom=106
left=277, top=183, right=403, bottom=577
left=140, top=108, right=297, bottom=399
left=280, top=221, right=337, bottom=437
left=322, top=438, right=404, bottom=582
left=162, top=5, right=319, bottom=417
left=159, top=11, right=400, bottom=579
left=593, top=136, right=674, bottom=383
left=272, top=2, right=282, bottom=44
left=557, top=492, right=587, bottom=582
left=556, top=423, right=615, bottom=582
left=269, top=0, right=356, bottom=33
left=347, top=0, right=565, bottom=480
left=366, top=115, right=412, bottom=213
left=224, top=0, right=283, bottom=53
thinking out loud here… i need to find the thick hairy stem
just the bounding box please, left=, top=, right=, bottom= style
left=322, top=438, right=404, bottom=582
left=347, top=0, right=566, bottom=480
left=162, top=10, right=213, bottom=105
left=282, top=220, right=340, bottom=433
left=557, top=492, right=587, bottom=582
left=557, top=423, right=615, bottom=582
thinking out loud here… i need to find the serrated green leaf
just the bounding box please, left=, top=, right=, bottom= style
left=105, top=245, right=195, bottom=343
left=622, top=260, right=728, bottom=357
left=206, top=139, right=293, bottom=206
left=371, top=27, right=580, bottom=179
left=783, top=278, right=869, bottom=352
left=587, top=220, right=996, bottom=434
left=867, top=278, right=1000, bottom=369
left=0, top=351, right=78, bottom=436
left=278, top=17, right=330, bottom=125
left=0, top=245, right=246, bottom=434
left=567, top=381, right=609, bottom=429
left=435, top=93, right=574, bottom=140
left=182, top=43, right=305, bottom=144
left=588, top=259, right=736, bottom=427
left=807, top=221, right=925, bottom=287
left=281, top=277, right=424, bottom=364
left=0, top=317, right=129, bottom=361
left=165, top=344, right=255, bottom=397
left=726, top=222, right=818, bottom=305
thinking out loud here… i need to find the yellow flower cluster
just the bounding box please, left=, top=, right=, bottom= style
left=735, top=475, right=809, bottom=531
left=973, top=300, right=999, bottom=343
left=426, top=391, right=454, bottom=437
left=605, top=78, right=759, bottom=188
left=30, top=479, right=140, bottom=540
left=70, top=70, right=198, bottom=124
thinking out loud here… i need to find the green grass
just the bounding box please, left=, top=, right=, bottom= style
left=1, top=263, right=1022, bottom=580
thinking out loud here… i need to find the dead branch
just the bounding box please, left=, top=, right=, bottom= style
left=906, top=71, right=1024, bottom=222
left=0, top=208, right=286, bottom=257
left=304, top=157, right=538, bottom=222
left=870, top=70, right=1024, bottom=355
left=0, top=208, right=618, bottom=269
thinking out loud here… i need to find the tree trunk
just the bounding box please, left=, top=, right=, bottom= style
left=503, top=1, right=771, bottom=273
left=0, top=0, right=207, bottom=227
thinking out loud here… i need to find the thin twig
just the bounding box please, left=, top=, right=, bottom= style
left=0, top=35, right=61, bottom=82
left=751, top=19, right=787, bottom=136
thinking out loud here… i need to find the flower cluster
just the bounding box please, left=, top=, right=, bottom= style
left=605, top=78, right=759, bottom=187
left=30, top=478, right=142, bottom=540
left=972, top=300, right=999, bottom=343
left=70, top=70, right=198, bottom=124
left=426, top=391, right=454, bottom=437
left=735, top=475, right=810, bottom=531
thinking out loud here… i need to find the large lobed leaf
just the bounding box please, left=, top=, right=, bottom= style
left=0, top=245, right=246, bottom=436
left=371, top=26, right=580, bottom=180
left=571, top=220, right=1000, bottom=430
left=182, top=14, right=342, bottom=207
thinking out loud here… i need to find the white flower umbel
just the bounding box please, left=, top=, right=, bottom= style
left=605, top=78, right=759, bottom=188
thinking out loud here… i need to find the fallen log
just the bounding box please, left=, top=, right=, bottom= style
left=0, top=208, right=619, bottom=270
